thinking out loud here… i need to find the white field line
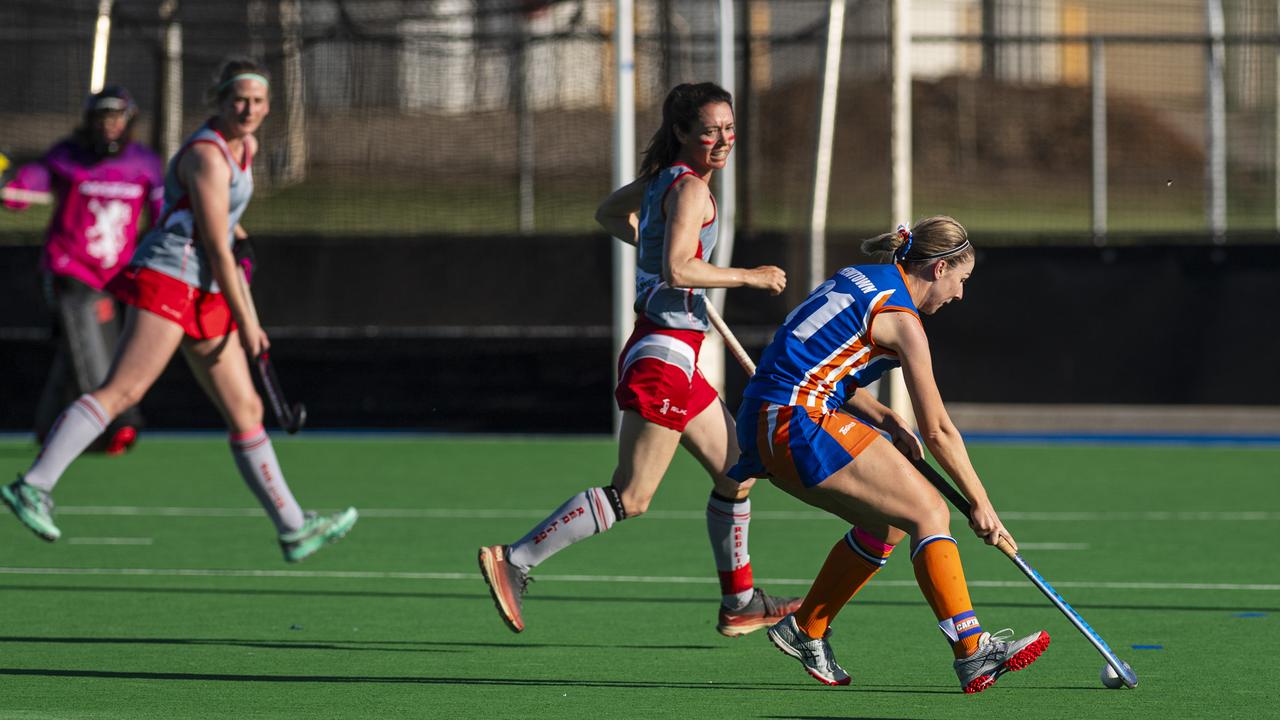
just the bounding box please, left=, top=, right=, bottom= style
left=53, top=506, right=1280, bottom=522
left=0, top=566, right=1276, bottom=592
left=54, top=537, right=1088, bottom=551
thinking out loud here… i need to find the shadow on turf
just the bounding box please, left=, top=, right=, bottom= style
left=0, top=634, right=723, bottom=652
left=3, top=583, right=1276, bottom=615
left=0, top=667, right=958, bottom=694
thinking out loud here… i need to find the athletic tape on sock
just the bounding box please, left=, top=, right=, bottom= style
left=603, top=484, right=628, bottom=521
left=939, top=610, right=982, bottom=644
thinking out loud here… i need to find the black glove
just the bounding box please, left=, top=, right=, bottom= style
left=233, top=237, right=256, bottom=283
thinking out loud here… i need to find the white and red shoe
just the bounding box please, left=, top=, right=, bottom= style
left=955, top=629, right=1051, bottom=694
left=478, top=545, right=530, bottom=633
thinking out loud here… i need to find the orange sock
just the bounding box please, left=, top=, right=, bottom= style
left=794, top=528, right=896, bottom=639
left=911, top=535, right=983, bottom=659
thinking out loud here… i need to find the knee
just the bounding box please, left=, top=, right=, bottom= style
left=899, top=494, right=952, bottom=539
left=917, top=495, right=952, bottom=535
left=226, top=392, right=264, bottom=432
left=609, top=468, right=656, bottom=518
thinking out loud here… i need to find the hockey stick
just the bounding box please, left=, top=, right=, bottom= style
left=1, top=186, right=53, bottom=205
left=703, top=300, right=1138, bottom=689
left=705, top=301, right=757, bottom=375
left=237, top=264, right=307, bottom=434
left=909, top=459, right=1138, bottom=688
left=0, top=152, right=53, bottom=205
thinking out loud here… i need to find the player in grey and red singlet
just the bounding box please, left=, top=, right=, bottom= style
left=3, top=60, right=357, bottom=563
left=480, top=82, right=797, bottom=637
left=2, top=86, right=162, bottom=455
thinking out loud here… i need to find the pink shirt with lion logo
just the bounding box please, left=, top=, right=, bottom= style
left=5, top=140, right=164, bottom=290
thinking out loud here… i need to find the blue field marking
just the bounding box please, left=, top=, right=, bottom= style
left=1131, top=645, right=1165, bottom=650
left=965, top=431, right=1280, bottom=446
left=1232, top=612, right=1267, bottom=618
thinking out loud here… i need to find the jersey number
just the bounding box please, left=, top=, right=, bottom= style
left=785, top=280, right=856, bottom=343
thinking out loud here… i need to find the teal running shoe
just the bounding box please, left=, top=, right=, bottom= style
left=279, top=507, right=358, bottom=562
left=2, top=476, right=60, bottom=542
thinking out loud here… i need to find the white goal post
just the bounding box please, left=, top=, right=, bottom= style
left=882, top=0, right=917, bottom=428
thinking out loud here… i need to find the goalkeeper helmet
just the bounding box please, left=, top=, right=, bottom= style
left=83, top=85, right=137, bottom=157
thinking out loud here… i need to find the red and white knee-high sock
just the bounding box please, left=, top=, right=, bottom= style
left=707, top=492, right=754, bottom=610
left=230, top=426, right=304, bottom=534
left=506, top=487, right=621, bottom=572
left=24, top=394, right=109, bottom=492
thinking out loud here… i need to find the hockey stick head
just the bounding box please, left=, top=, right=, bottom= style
left=286, top=402, right=307, bottom=434
left=255, top=352, right=307, bottom=434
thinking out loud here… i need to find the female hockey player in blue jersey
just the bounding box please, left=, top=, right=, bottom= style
left=731, top=217, right=1050, bottom=693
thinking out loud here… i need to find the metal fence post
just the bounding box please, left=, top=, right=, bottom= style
left=1206, top=0, right=1227, bottom=243
left=1091, top=37, right=1107, bottom=244
left=515, top=16, right=535, bottom=235
left=808, top=0, right=845, bottom=293
left=611, top=0, right=636, bottom=434
left=156, top=0, right=182, bottom=164
left=1275, top=2, right=1280, bottom=233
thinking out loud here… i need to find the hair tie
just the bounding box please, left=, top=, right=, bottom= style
left=893, top=224, right=914, bottom=262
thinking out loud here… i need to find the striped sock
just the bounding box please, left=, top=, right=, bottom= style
left=230, top=426, right=304, bottom=534
left=24, top=394, right=110, bottom=492
left=507, top=487, right=621, bottom=572
left=706, top=492, right=754, bottom=610
left=794, top=527, right=896, bottom=639
left=911, top=534, right=983, bottom=658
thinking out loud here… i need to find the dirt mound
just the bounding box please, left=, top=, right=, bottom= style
left=755, top=75, right=1203, bottom=189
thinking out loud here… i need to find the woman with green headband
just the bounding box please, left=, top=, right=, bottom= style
left=4, top=59, right=359, bottom=564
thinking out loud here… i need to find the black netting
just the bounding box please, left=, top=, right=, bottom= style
left=2, top=0, right=1278, bottom=242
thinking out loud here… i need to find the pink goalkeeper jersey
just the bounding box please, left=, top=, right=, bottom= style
left=4, top=140, right=164, bottom=290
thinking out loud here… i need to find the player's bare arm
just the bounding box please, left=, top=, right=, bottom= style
left=844, top=387, right=922, bottom=459
left=662, top=176, right=785, bottom=293
left=183, top=143, right=266, bottom=356
left=872, top=310, right=1014, bottom=550
left=595, top=176, right=647, bottom=245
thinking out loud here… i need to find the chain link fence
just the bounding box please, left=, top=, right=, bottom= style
left=2, top=0, right=1279, bottom=242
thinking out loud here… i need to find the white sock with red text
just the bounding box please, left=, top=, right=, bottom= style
left=707, top=492, right=754, bottom=610
left=230, top=426, right=305, bottom=534
left=506, top=487, right=621, bottom=572
left=23, top=394, right=109, bottom=492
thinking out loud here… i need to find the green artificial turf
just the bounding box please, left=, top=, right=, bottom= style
left=0, top=437, right=1275, bottom=718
